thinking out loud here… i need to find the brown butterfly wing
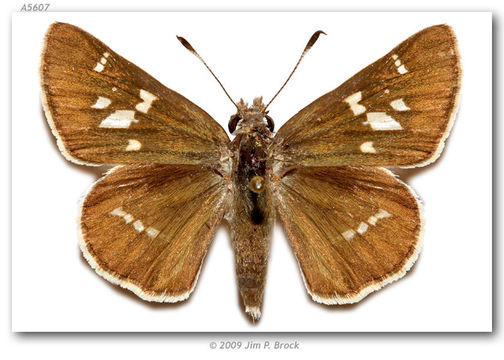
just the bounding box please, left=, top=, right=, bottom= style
left=271, top=24, right=460, bottom=168
left=274, top=166, right=422, bottom=303
left=80, top=164, right=228, bottom=301
left=40, top=22, right=229, bottom=166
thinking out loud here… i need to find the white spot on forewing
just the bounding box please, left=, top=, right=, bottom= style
left=136, top=89, right=158, bottom=114
left=391, top=54, right=408, bottom=74
left=133, top=220, right=145, bottom=232
left=93, top=53, right=110, bottom=72
left=365, top=112, right=403, bottom=131
left=357, top=222, right=368, bottom=235
left=390, top=98, right=410, bottom=111
left=146, top=227, right=160, bottom=239
left=344, top=91, right=366, bottom=116
left=397, top=65, right=408, bottom=74
left=91, top=96, right=111, bottom=109
left=125, top=139, right=142, bottom=151
left=360, top=141, right=376, bottom=153
left=93, top=63, right=104, bottom=72
left=342, top=229, right=356, bottom=241
left=99, top=110, right=138, bottom=128
left=368, top=216, right=378, bottom=226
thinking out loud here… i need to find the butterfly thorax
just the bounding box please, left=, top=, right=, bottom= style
left=230, top=127, right=272, bottom=221
left=228, top=99, right=274, bottom=225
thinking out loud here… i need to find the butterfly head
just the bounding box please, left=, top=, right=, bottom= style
left=228, top=97, right=275, bottom=135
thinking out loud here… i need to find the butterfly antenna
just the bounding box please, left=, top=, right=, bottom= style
left=264, top=30, right=326, bottom=111
left=177, top=35, right=239, bottom=110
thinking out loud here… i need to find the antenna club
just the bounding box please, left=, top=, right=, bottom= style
left=264, top=30, right=326, bottom=111
left=177, top=35, right=238, bottom=110
left=306, top=31, right=327, bottom=51
left=176, top=36, right=196, bottom=54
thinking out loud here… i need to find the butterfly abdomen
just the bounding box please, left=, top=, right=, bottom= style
left=226, top=127, right=274, bottom=320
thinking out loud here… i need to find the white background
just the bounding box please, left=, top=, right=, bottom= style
left=3, top=1, right=501, bottom=358
left=11, top=12, right=491, bottom=332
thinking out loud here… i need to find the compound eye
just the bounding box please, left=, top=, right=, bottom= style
left=265, top=114, right=275, bottom=132
left=228, top=114, right=241, bottom=133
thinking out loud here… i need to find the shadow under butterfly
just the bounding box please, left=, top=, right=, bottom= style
left=39, top=22, right=461, bottom=321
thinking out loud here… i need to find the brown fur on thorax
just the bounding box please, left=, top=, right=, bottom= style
left=233, top=97, right=271, bottom=135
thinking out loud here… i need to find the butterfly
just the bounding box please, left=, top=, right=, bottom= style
left=40, top=22, right=460, bottom=321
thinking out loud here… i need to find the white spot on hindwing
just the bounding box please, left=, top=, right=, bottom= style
left=146, top=227, right=160, bottom=239
left=368, top=216, right=378, bottom=226
left=357, top=222, right=369, bottom=234
left=368, top=209, right=392, bottom=226
left=123, top=214, right=134, bottom=223
left=341, top=209, right=393, bottom=242
left=342, top=229, right=356, bottom=241
left=376, top=208, right=392, bottom=220
left=360, top=141, right=376, bottom=153
left=109, top=207, right=133, bottom=224
left=344, top=91, right=366, bottom=116
left=109, top=207, right=159, bottom=237
left=133, top=220, right=145, bottom=232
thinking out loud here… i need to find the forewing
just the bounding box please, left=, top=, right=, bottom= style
left=274, top=166, right=422, bottom=303
left=40, top=22, right=229, bottom=166
left=272, top=25, right=460, bottom=168
left=80, top=164, right=228, bottom=301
